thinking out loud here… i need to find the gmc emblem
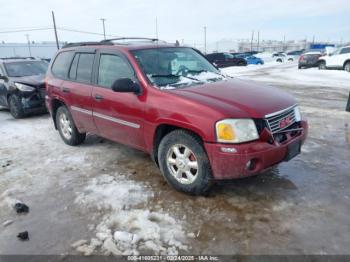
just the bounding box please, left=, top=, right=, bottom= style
left=279, top=116, right=292, bottom=128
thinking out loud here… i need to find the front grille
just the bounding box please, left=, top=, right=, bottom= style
left=265, top=105, right=297, bottom=134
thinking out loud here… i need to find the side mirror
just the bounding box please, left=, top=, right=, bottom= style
left=111, top=78, right=140, bottom=94
left=0, top=75, right=9, bottom=82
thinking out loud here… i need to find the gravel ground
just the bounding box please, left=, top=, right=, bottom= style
left=0, top=62, right=350, bottom=255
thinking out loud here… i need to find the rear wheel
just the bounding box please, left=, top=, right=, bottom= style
left=158, top=130, right=213, bottom=195
left=56, top=106, right=86, bottom=146
left=319, top=61, right=326, bottom=70
left=276, top=59, right=282, bottom=63
left=8, top=95, right=25, bottom=119
left=344, top=62, right=350, bottom=72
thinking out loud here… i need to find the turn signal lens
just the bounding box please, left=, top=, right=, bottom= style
left=217, top=123, right=235, bottom=141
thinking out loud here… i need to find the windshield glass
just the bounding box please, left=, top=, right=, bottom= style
left=4, top=61, right=48, bottom=77
left=131, top=47, right=225, bottom=89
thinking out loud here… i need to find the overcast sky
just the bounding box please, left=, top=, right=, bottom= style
left=0, top=0, right=349, bottom=45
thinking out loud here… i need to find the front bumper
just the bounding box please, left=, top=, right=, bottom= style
left=204, top=120, right=308, bottom=180
left=20, top=88, right=47, bottom=113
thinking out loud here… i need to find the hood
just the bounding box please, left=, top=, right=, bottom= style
left=171, top=78, right=297, bottom=118
left=10, top=74, right=45, bottom=87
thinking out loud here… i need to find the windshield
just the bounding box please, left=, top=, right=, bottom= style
left=131, top=47, right=225, bottom=89
left=4, top=61, right=48, bottom=77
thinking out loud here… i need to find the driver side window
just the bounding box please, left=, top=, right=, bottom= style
left=98, top=54, right=134, bottom=88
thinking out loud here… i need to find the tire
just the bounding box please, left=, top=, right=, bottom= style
left=158, top=129, right=213, bottom=195
left=298, top=65, right=302, bottom=69
left=288, top=58, right=293, bottom=61
left=344, top=62, right=350, bottom=72
left=55, top=106, right=86, bottom=146
left=319, top=61, right=326, bottom=70
left=276, top=59, right=282, bottom=63
left=8, top=95, right=25, bottom=119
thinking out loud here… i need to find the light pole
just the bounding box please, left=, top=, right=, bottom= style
left=25, top=34, right=32, bottom=57
left=203, top=26, right=207, bottom=54
left=100, top=18, right=106, bottom=39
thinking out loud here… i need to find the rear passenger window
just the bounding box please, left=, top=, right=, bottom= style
left=69, top=54, right=79, bottom=80
left=76, top=53, right=95, bottom=83
left=51, top=51, right=74, bottom=79
left=98, top=54, right=134, bottom=88
left=340, top=48, right=350, bottom=54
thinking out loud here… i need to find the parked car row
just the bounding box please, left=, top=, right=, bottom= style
left=297, top=45, right=350, bottom=72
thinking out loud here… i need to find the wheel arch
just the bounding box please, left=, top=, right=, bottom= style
left=343, top=59, right=350, bottom=69
left=151, top=123, right=204, bottom=166
left=51, top=98, right=67, bottom=129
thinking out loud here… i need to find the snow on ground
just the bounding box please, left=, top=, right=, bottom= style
left=221, top=62, right=350, bottom=89
left=74, top=173, right=188, bottom=255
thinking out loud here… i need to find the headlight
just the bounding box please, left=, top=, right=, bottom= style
left=294, top=106, right=302, bottom=121
left=14, top=83, right=35, bottom=92
left=216, top=119, right=259, bottom=143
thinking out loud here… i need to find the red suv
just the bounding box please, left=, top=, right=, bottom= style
left=46, top=38, right=308, bottom=195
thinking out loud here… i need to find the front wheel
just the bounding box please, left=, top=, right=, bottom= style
left=344, top=62, right=350, bottom=72
left=8, top=95, right=25, bottom=119
left=158, top=130, right=213, bottom=195
left=319, top=61, right=326, bottom=70
left=56, top=106, right=86, bottom=146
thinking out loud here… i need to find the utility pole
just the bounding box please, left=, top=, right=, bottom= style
left=155, top=17, right=158, bottom=39
left=250, top=30, right=254, bottom=52
left=216, top=41, right=219, bottom=52
left=312, top=35, right=315, bottom=44
left=25, top=34, right=32, bottom=57
left=100, top=18, right=106, bottom=39
left=203, top=26, right=207, bottom=54
left=283, top=34, right=286, bottom=51
left=257, top=31, right=260, bottom=52
left=52, top=11, right=59, bottom=50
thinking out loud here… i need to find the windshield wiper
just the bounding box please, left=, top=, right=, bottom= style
left=150, top=74, right=180, bottom=78
left=150, top=74, right=203, bottom=83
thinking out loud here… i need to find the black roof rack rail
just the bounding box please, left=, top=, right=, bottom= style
left=101, top=37, right=160, bottom=43
left=62, top=41, right=113, bottom=49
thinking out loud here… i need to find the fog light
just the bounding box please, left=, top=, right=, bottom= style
left=246, top=159, right=257, bottom=171
left=220, top=147, right=237, bottom=153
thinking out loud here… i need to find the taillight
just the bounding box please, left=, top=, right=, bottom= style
left=299, top=55, right=305, bottom=61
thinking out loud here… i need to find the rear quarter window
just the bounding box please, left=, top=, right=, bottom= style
left=51, top=51, right=74, bottom=79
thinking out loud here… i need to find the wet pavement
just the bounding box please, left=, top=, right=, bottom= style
left=0, top=63, right=350, bottom=255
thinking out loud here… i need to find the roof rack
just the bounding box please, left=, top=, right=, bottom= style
left=62, top=41, right=113, bottom=49
left=61, top=38, right=168, bottom=49
left=101, top=37, right=161, bottom=44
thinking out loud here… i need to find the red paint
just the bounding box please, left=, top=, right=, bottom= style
left=46, top=43, right=308, bottom=180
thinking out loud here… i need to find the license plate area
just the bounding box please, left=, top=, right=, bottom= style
left=284, top=140, right=301, bottom=161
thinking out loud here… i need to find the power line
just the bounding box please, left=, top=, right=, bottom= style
left=0, top=28, right=52, bottom=34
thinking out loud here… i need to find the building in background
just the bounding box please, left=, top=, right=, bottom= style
left=0, top=41, right=65, bottom=58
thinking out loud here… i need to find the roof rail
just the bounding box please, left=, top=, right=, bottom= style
left=101, top=37, right=160, bottom=44
left=62, top=41, right=113, bottom=49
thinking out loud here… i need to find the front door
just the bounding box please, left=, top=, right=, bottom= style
left=91, top=50, right=145, bottom=150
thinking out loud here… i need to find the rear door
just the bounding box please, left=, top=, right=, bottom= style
left=91, top=50, right=145, bottom=150
left=62, top=50, right=98, bottom=134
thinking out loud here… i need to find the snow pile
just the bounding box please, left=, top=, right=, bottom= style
left=0, top=186, right=26, bottom=208
left=74, top=174, right=187, bottom=256
left=158, top=71, right=225, bottom=90
left=221, top=63, right=350, bottom=89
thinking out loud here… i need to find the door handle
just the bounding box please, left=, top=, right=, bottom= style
left=62, top=87, right=70, bottom=93
left=94, top=94, right=103, bottom=101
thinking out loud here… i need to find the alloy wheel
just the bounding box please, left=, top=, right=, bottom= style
left=59, top=112, right=73, bottom=140
left=166, top=144, right=198, bottom=185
